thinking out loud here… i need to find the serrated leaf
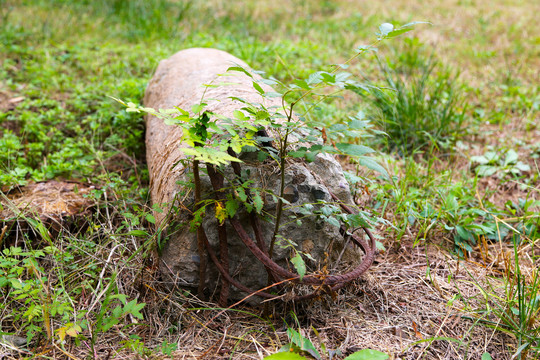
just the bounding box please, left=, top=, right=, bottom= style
left=181, top=147, right=243, bottom=166
left=215, top=202, right=227, bottom=224
left=290, top=253, right=307, bottom=281
left=321, top=205, right=334, bottom=217
left=225, top=199, right=240, bottom=217
left=112, top=305, right=123, bottom=318
left=347, top=213, right=369, bottom=228
left=320, top=72, right=336, bottom=84
left=344, top=349, right=388, bottom=360
left=237, top=187, right=248, bottom=202
left=256, top=110, right=270, bottom=120
left=130, top=302, right=145, bottom=320
left=326, top=216, right=340, bottom=228
left=253, top=193, right=264, bottom=213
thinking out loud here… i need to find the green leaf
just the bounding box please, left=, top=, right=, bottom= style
left=293, top=79, right=311, bottom=90
left=326, top=216, right=340, bottom=228
left=385, top=28, right=413, bottom=38
left=237, top=187, right=248, bottom=202
left=470, top=155, right=488, bottom=164
left=181, top=147, right=242, bottom=166
left=287, top=328, right=320, bottom=359
left=290, top=253, right=307, bottom=282
left=112, top=305, right=123, bottom=318
left=252, top=81, right=265, bottom=95
left=234, top=109, right=248, bottom=121
left=10, top=278, right=23, bottom=289
left=263, top=353, right=308, bottom=360
left=378, top=23, right=394, bottom=36
left=504, top=149, right=518, bottom=165
left=256, top=110, right=270, bottom=120
left=481, top=352, right=493, bottom=360
left=227, top=66, right=253, bottom=78
left=130, top=302, right=145, bottom=320
left=514, top=162, right=530, bottom=172
left=225, top=199, right=240, bottom=217
left=335, top=143, right=374, bottom=157
left=400, top=21, right=432, bottom=28
left=145, top=214, right=156, bottom=224
left=191, top=103, right=206, bottom=114
left=484, top=151, right=499, bottom=163
left=253, top=192, right=264, bottom=213
left=127, top=230, right=149, bottom=237
left=475, top=165, right=497, bottom=177
left=347, top=214, right=369, bottom=228
left=357, top=156, right=389, bottom=178
left=456, top=225, right=474, bottom=242
left=344, top=349, right=388, bottom=360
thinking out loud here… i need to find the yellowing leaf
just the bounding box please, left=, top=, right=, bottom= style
left=215, top=202, right=227, bottom=224
left=56, top=327, right=67, bottom=342
left=56, top=323, right=82, bottom=342
left=66, top=324, right=81, bottom=338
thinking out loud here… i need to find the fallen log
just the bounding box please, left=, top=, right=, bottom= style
left=144, top=48, right=374, bottom=303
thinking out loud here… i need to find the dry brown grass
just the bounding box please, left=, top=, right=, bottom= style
left=102, top=238, right=518, bottom=360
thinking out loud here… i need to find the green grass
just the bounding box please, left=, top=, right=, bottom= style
left=0, top=0, right=539, bottom=358
left=359, top=48, right=466, bottom=154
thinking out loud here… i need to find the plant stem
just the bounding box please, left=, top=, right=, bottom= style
left=269, top=102, right=295, bottom=258
left=193, top=160, right=207, bottom=299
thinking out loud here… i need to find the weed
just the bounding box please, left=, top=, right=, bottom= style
left=263, top=315, right=389, bottom=359
left=358, top=45, right=466, bottom=154
left=467, top=238, right=540, bottom=359
left=471, top=148, right=531, bottom=178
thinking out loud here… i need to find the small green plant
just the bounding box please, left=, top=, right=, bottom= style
left=358, top=42, right=466, bottom=154
left=471, top=148, right=530, bottom=178
left=469, top=238, right=540, bottom=359
left=0, top=245, right=80, bottom=344
left=118, top=22, right=427, bottom=287
left=263, top=319, right=388, bottom=360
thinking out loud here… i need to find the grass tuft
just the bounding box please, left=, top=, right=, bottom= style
left=360, top=45, right=467, bottom=155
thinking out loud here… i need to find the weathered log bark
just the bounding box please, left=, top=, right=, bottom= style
left=144, top=48, right=360, bottom=301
